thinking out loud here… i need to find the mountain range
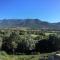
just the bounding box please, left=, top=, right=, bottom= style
left=0, top=19, right=60, bottom=30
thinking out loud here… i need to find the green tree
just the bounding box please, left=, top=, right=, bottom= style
left=1, top=32, right=21, bottom=54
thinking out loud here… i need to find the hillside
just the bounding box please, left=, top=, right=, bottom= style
left=0, top=19, right=60, bottom=30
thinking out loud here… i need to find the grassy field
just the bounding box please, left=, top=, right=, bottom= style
left=0, top=51, right=56, bottom=60
left=0, top=55, right=41, bottom=60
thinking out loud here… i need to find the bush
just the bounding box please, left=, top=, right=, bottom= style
left=0, top=51, right=8, bottom=56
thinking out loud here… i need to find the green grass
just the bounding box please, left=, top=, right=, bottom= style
left=0, top=51, right=56, bottom=60
left=0, top=55, right=41, bottom=60
left=0, top=51, right=40, bottom=60
left=45, top=32, right=56, bottom=36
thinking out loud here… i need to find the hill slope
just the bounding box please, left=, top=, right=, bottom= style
left=0, top=19, right=60, bottom=30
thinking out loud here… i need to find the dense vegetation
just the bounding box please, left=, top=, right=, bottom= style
left=0, top=29, right=60, bottom=55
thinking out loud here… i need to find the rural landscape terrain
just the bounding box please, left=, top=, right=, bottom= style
left=0, top=19, right=60, bottom=60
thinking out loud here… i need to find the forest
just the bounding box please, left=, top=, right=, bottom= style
left=0, top=29, right=60, bottom=54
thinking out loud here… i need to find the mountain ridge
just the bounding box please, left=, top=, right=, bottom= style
left=0, top=19, right=60, bottom=30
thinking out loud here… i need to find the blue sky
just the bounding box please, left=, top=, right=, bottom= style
left=0, top=0, right=60, bottom=22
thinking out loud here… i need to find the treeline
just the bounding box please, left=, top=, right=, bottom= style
left=0, top=30, right=60, bottom=55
